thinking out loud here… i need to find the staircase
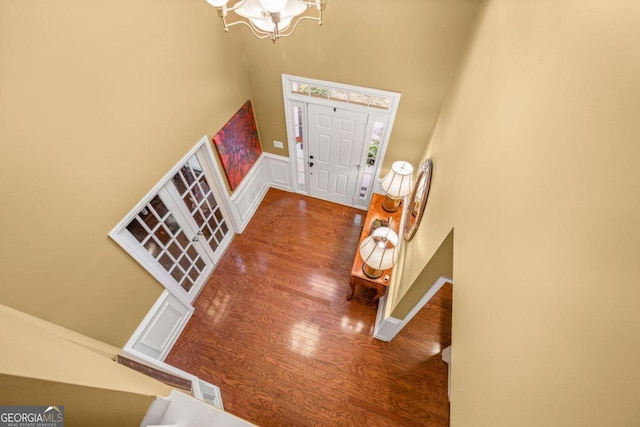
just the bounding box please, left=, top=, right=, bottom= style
left=118, top=350, right=257, bottom=426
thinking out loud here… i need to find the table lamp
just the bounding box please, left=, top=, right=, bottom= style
left=380, top=161, right=413, bottom=212
left=359, top=226, right=399, bottom=279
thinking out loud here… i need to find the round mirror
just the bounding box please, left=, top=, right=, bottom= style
left=404, top=159, right=433, bottom=242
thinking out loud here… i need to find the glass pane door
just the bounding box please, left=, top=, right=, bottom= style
left=168, top=151, right=233, bottom=263
left=112, top=142, right=235, bottom=305
left=125, top=194, right=214, bottom=299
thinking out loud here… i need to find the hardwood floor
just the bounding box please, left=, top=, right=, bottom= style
left=165, top=189, right=452, bottom=427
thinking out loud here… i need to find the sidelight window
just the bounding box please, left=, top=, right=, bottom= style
left=359, top=120, right=385, bottom=200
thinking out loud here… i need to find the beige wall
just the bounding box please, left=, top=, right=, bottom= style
left=0, top=1, right=251, bottom=346
left=391, top=229, right=452, bottom=319
left=0, top=306, right=171, bottom=426
left=400, top=0, right=640, bottom=425
left=242, top=0, right=481, bottom=171
left=0, top=306, right=171, bottom=395
left=0, top=375, right=157, bottom=427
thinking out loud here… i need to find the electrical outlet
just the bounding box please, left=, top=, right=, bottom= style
left=273, top=140, right=284, bottom=149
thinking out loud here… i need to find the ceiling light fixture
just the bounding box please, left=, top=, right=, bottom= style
left=206, top=0, right=327, bottom=43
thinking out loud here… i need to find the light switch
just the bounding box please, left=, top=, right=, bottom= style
left=273, top=140, right=284, bottom=149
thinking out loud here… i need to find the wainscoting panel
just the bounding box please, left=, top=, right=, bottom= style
left=127, top=290, right=193, bottom=361
left=263, top=153, right=293, bottom=192
left=228, top=153, right=293, bottom=232
left=229, top=156, right=269, bottom=232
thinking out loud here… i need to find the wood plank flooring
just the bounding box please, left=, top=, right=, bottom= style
left=165, top=189, right=452, bottom=427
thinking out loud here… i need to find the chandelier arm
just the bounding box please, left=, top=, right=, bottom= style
left=276, top=14, right=323, bottom=38
left=298, top=0, right=327, bottom=10
left=224, top=19, right=274, bottom=39
left=224, top=0, right=250, bottom=13
left=209, top=0, right=326, bottom=42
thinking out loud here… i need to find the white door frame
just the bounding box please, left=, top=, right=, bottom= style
left=163, top=149, right=235, bottom=274
left=109, top=136, right=237, bottom=309
left=307, top=104, right=368, bottom=206
left=282, top=74, right=401, bottom=209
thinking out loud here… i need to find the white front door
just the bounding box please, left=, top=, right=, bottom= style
left=307, top=104, right=368, bottom=206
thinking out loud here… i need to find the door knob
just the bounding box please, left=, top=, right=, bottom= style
left=192, top=236, right=199, bottom=242
left=309, top=162, right=314, bottom=167
left=309, top=155, right=314, bottom=159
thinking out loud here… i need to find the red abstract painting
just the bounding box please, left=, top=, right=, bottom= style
left=212, top=100, right=262, bottom=191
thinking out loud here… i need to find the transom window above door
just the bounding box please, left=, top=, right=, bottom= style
left=289, top=81, right=393, bottom=111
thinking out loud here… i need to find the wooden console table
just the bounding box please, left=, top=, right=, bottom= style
left=347, top=193, right=403, bottom=303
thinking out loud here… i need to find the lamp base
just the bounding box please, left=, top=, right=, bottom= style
left=362, top=264, right=383, bottom=279
left=382, top=195, right=401, bottom=212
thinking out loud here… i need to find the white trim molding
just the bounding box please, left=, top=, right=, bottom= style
left=442, top=345, right=452, bottom=401
left=373, top=275, right=452, bottom=342
left=227, top=153, right=293, bottom=232
left=263, top=153, right=294, bottom=192
left=228, top=155, right=269, bottom=232
left=123, top=290, right=193, bottom=362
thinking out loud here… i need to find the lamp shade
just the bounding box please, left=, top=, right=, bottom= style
left=259, top=0, right=288, bottom=13
left=359, top=227, right=400, bottom=274
left=380, top=161, right=414, bottom=198
left=236, top=0, right=307, bottom=26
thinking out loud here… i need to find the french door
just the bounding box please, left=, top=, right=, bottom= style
left=165, top=152, right=233, bottom=292
left=125, top=190, right=214, bottom=302
left=113, top=145, right=233, bottom=305
left=307, top=104, right=368, bottom=206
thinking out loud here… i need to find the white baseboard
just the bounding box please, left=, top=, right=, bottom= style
left=373, top=276, right=452, bottom=342
left=442, top=345, right=452, bottom=401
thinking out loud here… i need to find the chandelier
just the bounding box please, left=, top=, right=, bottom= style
left=206, top=0, right=327, bottom=43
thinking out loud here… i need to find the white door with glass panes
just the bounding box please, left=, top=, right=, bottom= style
left=124, top=190, right=214, bottom=303
left=165, top=152, right=233, bottom=276
left=307, top=104, right=368, bottom=206
left=116, top=147, right=233, bottom=304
